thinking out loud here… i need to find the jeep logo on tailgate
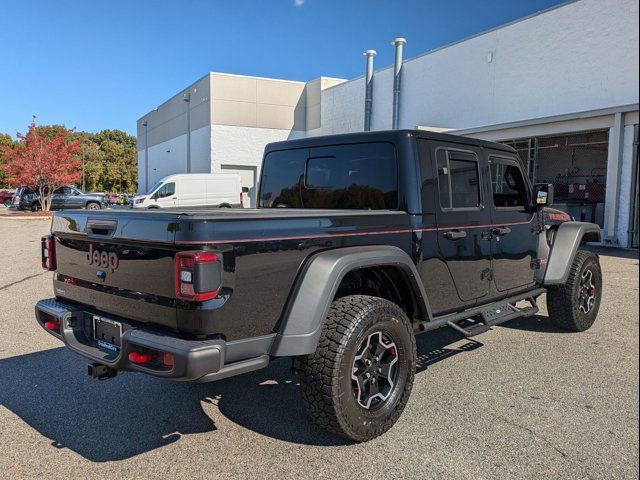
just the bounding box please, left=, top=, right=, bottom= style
left=87, top=244, right=119, bottom=272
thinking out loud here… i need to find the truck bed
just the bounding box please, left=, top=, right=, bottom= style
left=50, top=208, right=413, bottom=338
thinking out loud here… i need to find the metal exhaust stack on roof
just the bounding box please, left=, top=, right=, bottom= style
left=363, top=50, right=376, bottom=131
left=391, top=38, right=406, bottom=130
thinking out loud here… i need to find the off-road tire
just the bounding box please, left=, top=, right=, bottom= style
left=299, top=295, right=416, bottom=442
left=547, top=250, right=602, bottom=332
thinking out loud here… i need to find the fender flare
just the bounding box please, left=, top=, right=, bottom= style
left=543, top=222, right=601, bottom=286
left=269, top=245, right=430, bottom=357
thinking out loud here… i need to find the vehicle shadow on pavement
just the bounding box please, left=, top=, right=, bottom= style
left=0, top=347, right=350, bottom=462
left=498, top=314, right=571, bottom=334
left=1, top=328, right=501, bottom=462
left=0, top=348, right=217, bottom=462
left=414, top=327, right=483, bottom=374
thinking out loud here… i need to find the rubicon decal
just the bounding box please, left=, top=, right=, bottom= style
left=87, top=244, right=119, bottom=272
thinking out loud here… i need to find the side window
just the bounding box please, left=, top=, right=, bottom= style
left=302, top=142, right=397, bottom=209
left=156, top=182, right=175, bottom=198
left=490, top=158, right=528, bottom=208
left=436, top=149, right=481, bottom=210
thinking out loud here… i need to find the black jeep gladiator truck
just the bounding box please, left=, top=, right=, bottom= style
left=36, top=130, right=602, bottom=441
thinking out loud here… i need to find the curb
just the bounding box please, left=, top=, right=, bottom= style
left=0, top=215, right=52, bottom=220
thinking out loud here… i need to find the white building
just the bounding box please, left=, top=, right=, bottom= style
left=138, top=0, right=639, bottom=247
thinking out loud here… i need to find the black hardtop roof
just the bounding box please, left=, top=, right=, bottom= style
left=264, top=129, right=517, bottom=154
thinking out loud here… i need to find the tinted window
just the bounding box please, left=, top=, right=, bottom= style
left=302, top=143, right=397, bottom=209
left=491, top=159, right=528, bottom=208
left=156, top=182, right=175, bottom=198
left=259, top=149, right=306, bottom=208
left=259, top=142, right=398, bottom=210
left=437, top=149, right=481, bottom=209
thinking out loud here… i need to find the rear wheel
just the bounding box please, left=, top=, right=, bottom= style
left=547, top=250, right=602, bottom=331
left=299, top=295, right=416, bottom=442
left=3, top=199, right=11, bottom=207
left=86, top=202, right=101, bottom=210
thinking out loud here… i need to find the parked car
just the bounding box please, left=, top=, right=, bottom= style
left=36, top=130, right=602, bottom=442
left=0, top=190, right=15, bottom=207
left=17, top=185, right=107, bottom=211
left=132, top=173, right=245, bottom=209
left=106, top=193, right=121, bottom=205
left=11, top=186, right=35, bottom=209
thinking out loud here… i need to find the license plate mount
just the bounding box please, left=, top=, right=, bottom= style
left=93, top=315, right=122, bottom=352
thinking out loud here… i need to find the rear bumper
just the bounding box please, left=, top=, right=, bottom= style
left=35, top=298, right=269, bottom=382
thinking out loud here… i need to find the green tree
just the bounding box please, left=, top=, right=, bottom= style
left=0, top=134, right=19, bottom=188
left=81, top=129, right=138, bottom=194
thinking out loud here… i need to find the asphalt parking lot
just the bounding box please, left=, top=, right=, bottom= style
left=0, top=216, right=638, bottom=479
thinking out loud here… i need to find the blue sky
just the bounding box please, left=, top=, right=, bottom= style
left=0, top=0, right=565, bottom=137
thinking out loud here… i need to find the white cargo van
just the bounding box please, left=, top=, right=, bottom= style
left=133, top=173, right=246, bottom=209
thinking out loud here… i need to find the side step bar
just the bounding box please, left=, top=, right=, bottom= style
left=447, top=298, right=539, bottom=337
left=417, top=288, right=545, bottom=337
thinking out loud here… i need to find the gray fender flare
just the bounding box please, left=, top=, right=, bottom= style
left=269, top=245, right=430, bottom=357
left=543, top=222, right=601, bottom=286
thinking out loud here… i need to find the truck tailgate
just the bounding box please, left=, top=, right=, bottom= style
left=50, top=210, right=181, bottom=328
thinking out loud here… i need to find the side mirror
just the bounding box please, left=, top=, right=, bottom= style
left=242, top=187, right=249, bottom=193
left=533, top=183, right=554, bottom=207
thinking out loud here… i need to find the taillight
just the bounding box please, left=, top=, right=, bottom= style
left=240, top=191, right=243, bottom=207
left=128, top=348, right=174, bottom=368
left=174, top=251, right=222, bottom=301
left=44, top=317, right=60, bottom=333
left=128, top=351, right=153, bottom=364
left=41, top=235, right=56, bottom=271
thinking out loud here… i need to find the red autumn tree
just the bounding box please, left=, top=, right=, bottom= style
left=0, top=118, right=82, bottom=211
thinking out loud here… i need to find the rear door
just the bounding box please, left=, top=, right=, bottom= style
left=433, top=144, right=492, bottom=303
left=221, top=165, right=257, bottom=207
left=487, top=153, right=538, bottom=292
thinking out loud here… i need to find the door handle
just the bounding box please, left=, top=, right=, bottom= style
left=493, top=226, right=512, bottom=236
left=443, top=230, right=467, bottom=240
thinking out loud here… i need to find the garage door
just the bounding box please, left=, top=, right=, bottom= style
left=502, top=130, right=609, bottom=227
left=221, top=165, right=258, bottom=207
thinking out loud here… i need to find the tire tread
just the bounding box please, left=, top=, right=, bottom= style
left=298, top=295, right=415, bottom=441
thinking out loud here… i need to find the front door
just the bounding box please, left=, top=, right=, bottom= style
left=433, top=145, right=493, bottom=303
left=487, top=154, right=538, bottom=292
left=67, top=187, right=85, bottom=209
left=154, top=182, right=177, bottom=208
